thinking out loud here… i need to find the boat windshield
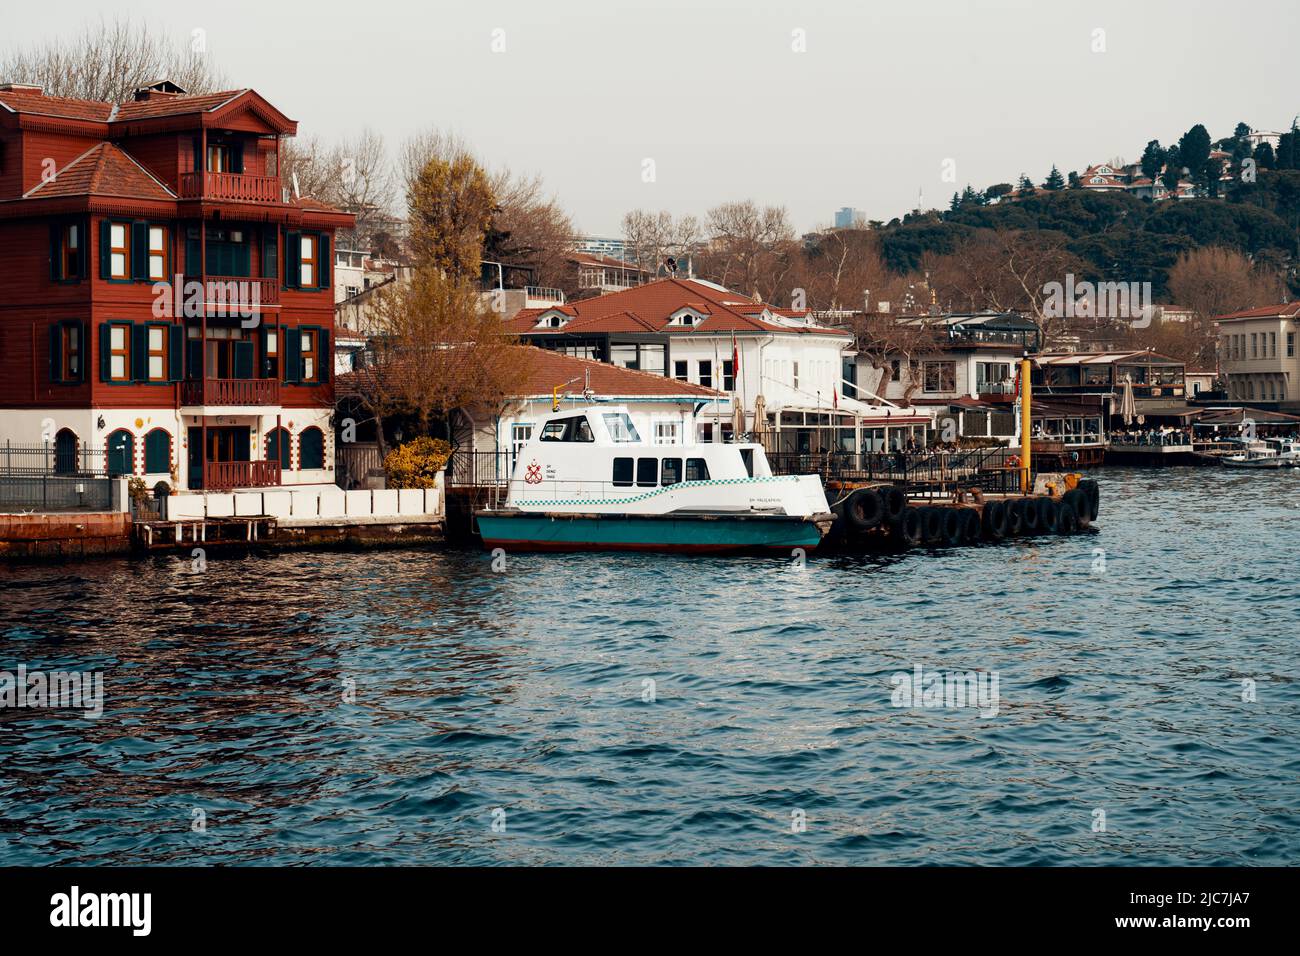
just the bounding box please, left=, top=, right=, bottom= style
left=602, top=413, right=641, bottom=443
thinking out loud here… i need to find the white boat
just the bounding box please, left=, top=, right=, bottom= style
left=1263, top=439, right=1300, bottom=466
left=1221, top=440, right=1285, bottom=469
left=475, top=405, right=834, bottom=553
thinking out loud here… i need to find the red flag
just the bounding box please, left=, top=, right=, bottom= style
left=833, top=387, right=838, bottom=409
left=731, top=332, right=740, bottom=388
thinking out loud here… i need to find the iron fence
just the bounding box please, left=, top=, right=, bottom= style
left=0, top=475, right=114, bottom=512
left=447, top=450, right=513, bottom=488
left=0, top=441, right=110, bottom=477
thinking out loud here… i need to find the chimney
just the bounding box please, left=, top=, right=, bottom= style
left=0, top=83, right=43, bottom=94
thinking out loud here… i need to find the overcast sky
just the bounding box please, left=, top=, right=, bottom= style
left=10, top=0, right=1299, bottom=235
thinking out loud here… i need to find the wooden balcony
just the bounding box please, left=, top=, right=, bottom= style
left=182, top=378, right=281, bottom=407
left=179, top=171, right=282, bottom=203
left=185, top=275, right=279, bottom=308
left=204, top=459, right=281, bottom=490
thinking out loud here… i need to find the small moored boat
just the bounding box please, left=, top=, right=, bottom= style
left=475, top=405, right=834, bottom=553
left=1221, top=440, right=1285, bottom=469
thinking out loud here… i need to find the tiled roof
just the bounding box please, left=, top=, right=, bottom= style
left=338, top=345, right=725, bottom=401
left=509, top=278, right=846, bottom=336
left=0, top=88, right=114, bottom=121
left=0, top=87, right=283, bottom=126
left=112, top=90, right=246, bottom=121
left=22, top=143, right=176, bottom=201
left=1215, top=302, right=1300, bottom=321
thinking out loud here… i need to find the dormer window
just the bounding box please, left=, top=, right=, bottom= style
left=534, top=309, right=569, bottom=329
left=670, top=308, right=704, bottom=327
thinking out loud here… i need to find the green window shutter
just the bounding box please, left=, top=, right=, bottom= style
left=49, top=323, right=63, bottom=384
left=284, top=232, right=301, bottom=289
left=185, top=232, right=201, bottom=278
left=232, top=142, right=245, bottom=174
left=318, top=234, right=330, bottom=288
left=131, top=323, right=148, bottom=382
left=283, top=327, right=302, bottom=383
left=99, top=220, right=112, bottom=278
left=186, top=338, right=203, bottom=381
left=144, top=430, right=171, bottom=474
left=192, top=137, right=201, bottom=173
left=131, top=221, right=149, bottom=280
left=49, top=224, right=61, bottom=281
left=233, top=340, right=254, bottom=379
left=318, top=328, right=330, bottom=383
left=236, top=241, right=251, bottom=277
left=262, top=230, right=278, bottom=279
left=168, top=324, right=184, bottom=383
left=99, top=324, right=112, bottom=381
left=77, top=322, right=88, bottom=382
left=77, top=219, right=89, bottom=278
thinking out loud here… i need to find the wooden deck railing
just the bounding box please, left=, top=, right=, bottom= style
left=179, top=171, right=282, bottom=203
left=182, top=378, right=281, bottom=407
left=205, top=460, right=281, bottom=490
left=184, top=275, right=279, bottom=308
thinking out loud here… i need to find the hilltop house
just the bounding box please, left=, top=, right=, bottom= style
left=0, top=80, right=352, bottom=491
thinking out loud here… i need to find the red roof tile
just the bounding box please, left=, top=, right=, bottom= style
left=112, top=89, right=247, bottom=121
left=23, top=143, right=175, bottom=201
left=338, top=345, right=724, bottom=401
left=509, top=278, right=844, bottom=337
left=1215, top=302, right=1300, bottom=321
left=0, top=89, right=114, bottom=121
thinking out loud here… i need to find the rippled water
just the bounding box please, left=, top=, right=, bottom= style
left=1, top=468, right=1297, bottom=865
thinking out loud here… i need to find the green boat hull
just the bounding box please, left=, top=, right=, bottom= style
left=476, top=511, right=827, bottom=553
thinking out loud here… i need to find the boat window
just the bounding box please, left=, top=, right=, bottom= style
left=686, top=458, right=710, bottom=481
left=540, top=416, right=594, bottom=442
left=661, top=458, right=682, bottom=485
left=739, top=448, right=754, bottom=477
left=602, top=413, right=641, bottom=443
left=636, top=457, right=658, bottom=487
left=612, top=457, right=634, bottom=487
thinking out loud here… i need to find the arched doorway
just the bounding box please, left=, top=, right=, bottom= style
left=54, top=428, right=79, bottom=474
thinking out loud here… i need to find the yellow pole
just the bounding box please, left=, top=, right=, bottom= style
left=1020, top=356, right=1032, bottom=493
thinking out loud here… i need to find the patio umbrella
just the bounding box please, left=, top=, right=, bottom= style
left=1119, top=375, right=1136, bottom=427
left=752, top=394, right=767, bottom=444
left=732, top=398, right=747, bottom=440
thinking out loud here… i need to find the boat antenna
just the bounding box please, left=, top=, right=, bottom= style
left=583, top=369, right=595, bottom=402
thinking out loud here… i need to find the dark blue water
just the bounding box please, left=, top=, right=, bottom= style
left=2, top=467, right=1297, bottom=865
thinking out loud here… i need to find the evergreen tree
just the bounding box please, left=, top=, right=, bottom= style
left=1160, top=145, right=1184, bottom=194
left=1017, top=174, right=1035, bottom=197
left=1140, top=140, right=1165, bottom=181
left=1179, top=123, right=1212, bottom=188
left=1255, top=142, right=1277, bottom=169
left=1042, top=165, right=1065, bottom=190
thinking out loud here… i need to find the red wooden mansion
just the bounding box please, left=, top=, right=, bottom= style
left=0, top=79, right=352, bottom=490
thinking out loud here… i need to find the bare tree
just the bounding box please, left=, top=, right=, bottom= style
left=701, top=200, right=796, bottom=301
left=0, top=16, right=227, bottom=101
left=348, top=267, right=522, bottom=452
left=280, top=130, right=394, bottom=249
left=488, top=169, right=576, bottom=290
left=1167, top=246, right=1283, bottom=321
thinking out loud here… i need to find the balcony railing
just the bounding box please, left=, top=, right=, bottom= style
left=182, top=378, right=281, bottom=407
left=204, top=459, right=281, bottom=490
left=179, top=171, right=282, bottom=203
left=184, top=275, right=279, bottom=308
